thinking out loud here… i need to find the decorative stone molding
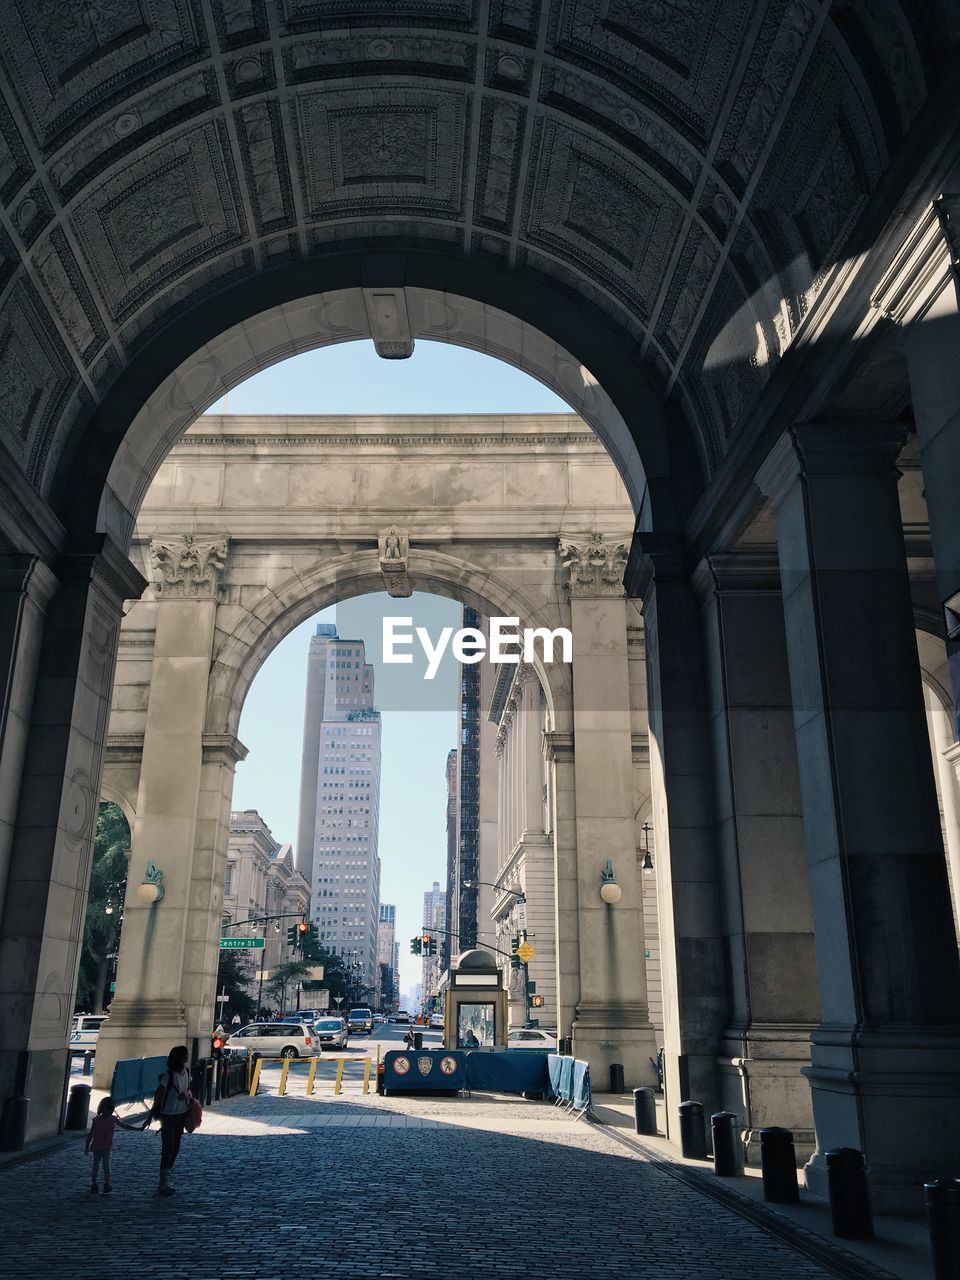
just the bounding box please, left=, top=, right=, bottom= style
left=202, top=733, right=249, bottom=767
left=377, top=527, right=411, bottom=598
left=870, top=200, right=958, bottom=326
left=541, top=730, right=574, bottom=764
left=363, top=288, right=414, bottom=360
left=150, top=534, right=228, bottom=599
left=690, top=551, right=782, bottom=604
left=757, top=425, right=908, bottom=510
left=559, top=533, right=628, bottom=597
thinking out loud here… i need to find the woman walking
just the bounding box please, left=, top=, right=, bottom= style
left=151, top=1045, right=192, bottom=1196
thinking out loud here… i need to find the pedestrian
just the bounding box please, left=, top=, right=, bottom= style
left=84, top=1095, right=147, bottom=1194
left=231, top=1013, right=241, bottom=1030
left=150, top=1045, right=193, bottom=1196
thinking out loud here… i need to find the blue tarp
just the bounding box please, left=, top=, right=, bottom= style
left=546, top=1053, right=564, bottom=1099
left=571, top=1059, right=592, bottom=1112
left=545, top=1054, right=592, bottom=1112
left=464, top=1050, right=550, bottom=1095
left=111, top=1055, right=168, bottom=1105
left=383, top=1048, right=466, bottom=1093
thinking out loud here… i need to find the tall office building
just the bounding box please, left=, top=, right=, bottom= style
left=421, top=880, right=446, bottom=1008
left=296, top=623, right=382, bottom=989
left=441, top=749, right=457, bottom=970
left=377, top=903, right=397, bottom=1011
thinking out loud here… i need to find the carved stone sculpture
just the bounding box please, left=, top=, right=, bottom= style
left=151, top=534, right=228, bottom=599
left=377, top=527, right=412, bottom=597
left=558, top=534, right=628, bottom=598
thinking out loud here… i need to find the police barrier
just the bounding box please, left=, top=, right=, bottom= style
left=545, top=1054, right=593, bottom=1118
left=382, top=1048, right=466, bottom=1094
left=249, top=1054, right=374, bottom=1097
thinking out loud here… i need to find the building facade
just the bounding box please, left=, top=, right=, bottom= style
left=222, top=810, right=311, bottom=986
left=441, top=749, right=457, bottom=971
left=296, top=624, right=382, bottom=990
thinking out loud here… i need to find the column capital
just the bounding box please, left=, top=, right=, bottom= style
left=690, top=550, right=781, bottom=604
left=201, top=733, right=249, bottom=766
left=150, top=534, right=228, bottom=600
left=558, top=532, right=628, bottom=598
left=0, top=553, right=59, bottom=607
left=757, top=424, right=909, bottom=509
left=58, top=534, right=148, bottom=612
left=623, top=531, right=686, bottom=599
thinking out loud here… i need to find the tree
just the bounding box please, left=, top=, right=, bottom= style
left=214, top=950, right=257, bottom=1025
left=76, top=803, right=129, bottom=1012
left=265, top=960, right=313, bottom=1012
left=307, top=947, right=349, bottom=1001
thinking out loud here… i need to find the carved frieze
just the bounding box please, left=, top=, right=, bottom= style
left=559, top=534, right=628, bottom=598
left=151, top=534, right=228, bottom=599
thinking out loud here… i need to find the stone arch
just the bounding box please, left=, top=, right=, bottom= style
left=76, top=273, right=691, bottom=554
left=206, top=546, right=572, bottom=741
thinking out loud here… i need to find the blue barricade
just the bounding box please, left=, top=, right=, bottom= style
left=110, top=1055, right=168, bottom=1106
left=464, top=1051, right=549, bottom=1095
left=383, top=1048, right=466, bottom=1093
left=546, top=1053, right=593, bottom=1114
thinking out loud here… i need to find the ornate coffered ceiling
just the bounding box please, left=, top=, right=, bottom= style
left=0, top=0, right=955, bottom=510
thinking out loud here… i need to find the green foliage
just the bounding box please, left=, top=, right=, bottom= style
left=75, top=803, right=129, bottom=1012
left=266, top=959, right=313, bottom=1010
left=215, top=949, right=257, bottom=1024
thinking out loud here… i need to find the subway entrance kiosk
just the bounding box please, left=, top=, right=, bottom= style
left=442, top=949, right=508, bottom=1051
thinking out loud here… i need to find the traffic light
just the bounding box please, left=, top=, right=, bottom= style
left=286, top=925, right=298, bottom=948
left=211, top=1033, right=225, bottom=1058
left=422, top=934, right=437, bottom=956
left=410, top=936, right=422, bottom=955
left=510, top=933, right=522, bottom=969
left=303, top=923, right=320, bottom=959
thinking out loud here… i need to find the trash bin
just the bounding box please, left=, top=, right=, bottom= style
left=711, top=1112, right=742, bottom=1177
left=64, top=1083, right=91, bottom=1131
left=609, top=1063, right=625, bottom=1093
left=678, top=1100, right=707, bottom=1160
left=925, top=1176, right=960, bottom=1280
left=759, top=1127, right=799, bottom=1203
left=825, top=1148, right=873, bottom=1240
left=633, top=1087, right=657, bottom=1136
left=413, top=1031, right=423, bottom=1051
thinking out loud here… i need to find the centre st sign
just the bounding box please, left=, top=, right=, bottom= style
left=219, top=937, right=265, bottom=949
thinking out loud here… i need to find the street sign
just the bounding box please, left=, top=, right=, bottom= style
left=516, top=903, right=527, bottom=926
left=219, top=937, right=264, bottom=949
left=516, top=941, right=535, bottom=963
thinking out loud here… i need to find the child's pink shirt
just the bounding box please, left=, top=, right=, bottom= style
left=88, top=1114, right=117, bottom=1152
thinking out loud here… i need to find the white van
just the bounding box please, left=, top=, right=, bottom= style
left=71, top=1014, right=107, bottom=1051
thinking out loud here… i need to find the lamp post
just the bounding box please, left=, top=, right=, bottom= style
left=640, top=821, right=654, bottom=874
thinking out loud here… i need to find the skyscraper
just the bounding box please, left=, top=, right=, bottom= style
left=422, top=880, right=446, bottom=1008
left=377, top=903, right=397, bottom=1011
left=296, top=623, right=382, bottom=989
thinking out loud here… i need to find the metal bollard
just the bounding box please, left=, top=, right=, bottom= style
left=759, top=1127, right=799, bottom=1203
left=633, top=1087, right=657, bottom=1136
left=82, top=1052, right=93, bottom=1075
left=609, top=1063, right=625, bottom=1094
left=413, top=1031, right=423, bottom=1051
left=711, top=1112, right=742, bottom=1177
left=559, top=1036, right=572, bottom=1056
left=678, top=1100, right=707, bottom=1160
left=826, top=1149, right=873, bottom=1240
left=64, top=1082, right=91, bottom=1131
left=0, top=1095, right=29, bottom=1151
left=925, top=1177, right=960, bottom=1280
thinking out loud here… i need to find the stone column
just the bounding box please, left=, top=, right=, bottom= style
left=926, top=692, right=960, bottom=935
left=627, top=535, right=726, bottom=1129
left=562, top=535, right=658, bottom=1088
left=543, top=731, right=579, bottom=1041
left=758, top=424, right=960, bottom=1208
left=692, top=551, right=818, bottom=1162
left=0, top=556, right=59, bottom=928
left=0, top=538, right=145, bottom=1138
left=95, top=536, right=228, bottom=1085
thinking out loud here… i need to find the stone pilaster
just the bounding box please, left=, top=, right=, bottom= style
left=563, top=535, right=658, bottom=1089
left=0, top=538, right=146, bottom=1138
left=692, top=551, right=817, bottom=1162
left=627, top=534, right=726, bottom=1128
left=758, top=423, right=960, bottom=1209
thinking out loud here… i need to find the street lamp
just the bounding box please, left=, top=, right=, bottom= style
left=600, top=859, right=622, bottom=904
left=462, top=879, right=525, bottom=903
left=640, top=822, right=654, bottom=875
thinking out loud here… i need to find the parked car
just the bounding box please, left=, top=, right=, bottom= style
left=348, top=1007, right=374, bottom=1034
left=392, top=1010, right=410, bottom=1024
left=71, top=1014, right=107, bottom=1051
left=226, top=1022, right=317, bottom=1058
left=430, top=1013, right=444, bottom=1030
left=507, top=1029, right=557, bottom=1051
left=312, top=1017, right=349, bottom=1050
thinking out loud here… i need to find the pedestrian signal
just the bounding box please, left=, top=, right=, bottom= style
left=410, top=936, right=422, bottom=955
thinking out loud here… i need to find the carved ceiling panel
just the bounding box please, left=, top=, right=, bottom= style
left=0, top=0, right=951, bottom=511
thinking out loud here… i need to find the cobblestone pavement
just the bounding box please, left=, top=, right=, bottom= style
left=0, top=1088, right=868, bottom=1280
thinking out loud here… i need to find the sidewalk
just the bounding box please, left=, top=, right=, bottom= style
left=594, top=1096, right=933, bottom=1280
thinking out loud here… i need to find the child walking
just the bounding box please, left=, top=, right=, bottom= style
left=85, top=1095, right=147, bottom=1193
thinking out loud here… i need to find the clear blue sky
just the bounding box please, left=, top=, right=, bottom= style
left=221, top=341, right=568, bottom=998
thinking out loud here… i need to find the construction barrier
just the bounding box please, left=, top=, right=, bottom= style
left=249, top=1053, right=376, bottom=1097
left=382, top=1048, right=466, bottom=1094
left=546, top=1054, right=593, bottom=1119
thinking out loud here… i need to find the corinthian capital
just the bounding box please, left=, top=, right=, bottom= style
left=150, top=534, right=228, bottom=599
left=558, top=533, right=627, bottom=598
